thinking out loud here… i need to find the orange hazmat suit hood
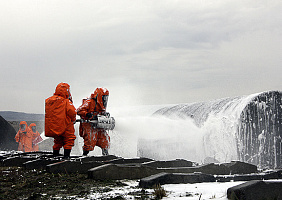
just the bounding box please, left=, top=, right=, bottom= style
left=29, top=123, right=37, bottom=133
left=19, top=121, right=28, bottom=133
left=54, top=82, right=71, bottom=99
left=91, top=87, right=109, bottom=110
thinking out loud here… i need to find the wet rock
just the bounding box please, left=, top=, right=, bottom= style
left=46, top=160, right=104, bottom=174
left=88, top=164, right=158, bottom=180
left=162, top=163, right=230, bottom=175
left=222, top=161, right=257, bottom=174
left=227, top=180, right=282, bottom=200
left=216, top=169, right=282, bottom=182
left=0, top=115, right=17, bottom=150
left=88, top=162, right=230, bottom=180
left=142, top=159, right=192, bottom=168
left=107, top=157, right=154, bottom=164
left=139, top=172, right=216, bottom=188
left=2, top=156, right=35, bottom=167
left=78, top=155, right=119, bottom=162
left=23, top=158, right=61, bottom=170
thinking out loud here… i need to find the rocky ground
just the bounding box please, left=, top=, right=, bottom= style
left=0, top=166, right=154, bottom=200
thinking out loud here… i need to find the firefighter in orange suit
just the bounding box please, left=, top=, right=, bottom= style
left=29, top=123, right=43, bottom=151
left=45, top=82, right=76, bottom=158
left=77, top=87, right=110, bottom=156
left=15, top=121, right=33, bottom=152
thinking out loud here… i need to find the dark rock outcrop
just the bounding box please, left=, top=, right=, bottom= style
left=0, top=115, right=17, bottom=150
left=139, top=172, right=216, bottom=188
left=227, top=180, right=282, bottom=200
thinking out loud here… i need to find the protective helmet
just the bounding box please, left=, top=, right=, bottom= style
left=93, top=87, right=109, bottom=110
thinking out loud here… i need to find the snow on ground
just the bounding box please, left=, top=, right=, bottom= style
left=85, top=180, right=246, bottom=200
left=162, top=181, right=245, bottom=200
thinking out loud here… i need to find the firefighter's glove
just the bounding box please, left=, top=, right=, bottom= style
left=86, top=113, right=93, bottom=119
left=101, top=111, right=110, bottom=117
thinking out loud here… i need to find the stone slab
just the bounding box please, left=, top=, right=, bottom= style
left=263, top=169, right=282, bottom=179
left=107, top=157, right=154, bottom=164
left=142, top=159, right=192, bottom=168
left=2, top=156, right=36, bottom=167
left=161, top=163, right=230, bottom=175
left=227, top=180, right=282, bottom=200
left=139, top=172, right=216, bottom=188
left=216, top=169, right=282, bottom=182
left=139, top=172, right=170, bottom=188
left=88, top=164, right=159, bottom=180
left=222, top=161, right=257, bottom=174
left=23, top=158, right=61, bottom=170
left=46, top=160, right=104, bottom=174
left=78, top=155, right=119, bottom=163
left=88, top=162, right=231, bottom=180
left=12, top=151, right=53, bottom=157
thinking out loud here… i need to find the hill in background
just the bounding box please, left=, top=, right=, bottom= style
left=0, top=111, right=44, bottom=121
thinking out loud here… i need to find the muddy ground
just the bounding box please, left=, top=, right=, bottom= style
left=0, top=166, right=154, bottom=200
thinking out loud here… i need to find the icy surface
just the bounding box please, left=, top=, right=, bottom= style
left=162, top=181, right=245, bottom=200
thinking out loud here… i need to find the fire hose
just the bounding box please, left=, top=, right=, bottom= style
left=75, top=115, right=115, bottom=130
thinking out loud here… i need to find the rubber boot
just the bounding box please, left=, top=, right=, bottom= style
left=53, top=149, right=60, bottom=157
left=83, top=150, right=89, bottom=156
left=102, top=148, right=109, bottom=156
left=64, top=149, right=71, bottom=159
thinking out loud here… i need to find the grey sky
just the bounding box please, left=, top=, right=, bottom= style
left=0, top=0, right=281, bottom=114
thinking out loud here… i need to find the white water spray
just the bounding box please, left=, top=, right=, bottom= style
left=104, top=93, right=259, bottom=164
left=72, top=96, right=252, bottom=163
left=111, top=115, right=204, bottom=161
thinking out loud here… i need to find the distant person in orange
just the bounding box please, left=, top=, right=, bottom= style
left=15, top=121, right=33, bottom=152
left=45, top=82, right=77, bottom=158
left=77, top=87, right=110, bottom=156
left=29, top=123, right=43, bottom=151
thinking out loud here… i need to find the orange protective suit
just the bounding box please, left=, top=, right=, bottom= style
left=45, top=83, right=76, bottom=151
left=77, top=88, right=110, bottom=154
left=29, top=123, right=42, bottom=152
left=15, top=121, right=33, bottom=152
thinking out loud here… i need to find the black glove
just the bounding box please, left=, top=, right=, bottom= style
left=86, top=113, right=93, bottom=119
left=101, top=112, right=110, bottom=117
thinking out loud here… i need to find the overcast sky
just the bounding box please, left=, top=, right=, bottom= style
left=0, top=0, right=281, bottom=114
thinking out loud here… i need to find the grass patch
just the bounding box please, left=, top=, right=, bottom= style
left=153, top=184, right=167, bottom=199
